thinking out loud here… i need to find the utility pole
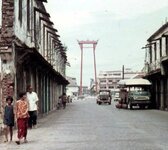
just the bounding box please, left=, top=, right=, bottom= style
left=78, top=42, right=83, bottom=96
left=122, top=65, right=124, bottom=79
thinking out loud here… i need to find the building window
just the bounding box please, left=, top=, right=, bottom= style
left=100, top=86, right=106, bottom=89
left=149, top=45, right=152, bottom=63
left=18, top=0, right=22, bottom=24
left=113, top=73, right=121, bottom=76
left=27, top=0, right=30, bottom=31
left=100, top=80, right=106, bottom=83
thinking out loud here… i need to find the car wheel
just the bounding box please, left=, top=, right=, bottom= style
left=139, top=105, right=145, bottom=109
left=109, top=102, right=111, bottom=105
left=148, top=104, right=152, bottom=109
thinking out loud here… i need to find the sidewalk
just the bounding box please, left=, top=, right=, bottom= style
left=0, top=107, right=65, bottom=150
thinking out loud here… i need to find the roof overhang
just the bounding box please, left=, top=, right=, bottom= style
left=118, top=78, right=152, bottom=87
left=15, top=44, right=69, bottom=85
left=147, top=22, right=168, bottom=42
left=37, top=0, right=47, bottom=3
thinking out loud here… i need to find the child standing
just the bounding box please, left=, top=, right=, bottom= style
left=15, top=92, right=29, bottom=145
left=3, top=96, right=14, bottom=142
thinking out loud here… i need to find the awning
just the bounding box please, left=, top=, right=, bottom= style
left=118, top=78, right=152, bottom=87
left=15, top=44, right=69, bottom=85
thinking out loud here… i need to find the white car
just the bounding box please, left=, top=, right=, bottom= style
left=114, top=92, right=120, bottom=101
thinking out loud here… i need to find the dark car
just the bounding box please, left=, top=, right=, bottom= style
left=96, top=90, right=112, bottom=105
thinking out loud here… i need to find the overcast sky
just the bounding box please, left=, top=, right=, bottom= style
left=45, top=0, right=168, bottom=86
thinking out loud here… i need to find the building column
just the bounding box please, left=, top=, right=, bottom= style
left=160, top=79, right=164, bottom=110
left=155, top=81, right=158, bottom=108
left=166, top=78, right=168, bottom=110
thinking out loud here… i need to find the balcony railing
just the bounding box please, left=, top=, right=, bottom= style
left=145, top=60, right=161, bottom=73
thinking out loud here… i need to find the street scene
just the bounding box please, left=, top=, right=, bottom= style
left=1, top=0, right=168, bottom=150
left=1, top=97, right=168, bottom=150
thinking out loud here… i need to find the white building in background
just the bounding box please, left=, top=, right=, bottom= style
left=66, top=77, right=79, bottom=96
left=98, top=69, right=144, bottom=93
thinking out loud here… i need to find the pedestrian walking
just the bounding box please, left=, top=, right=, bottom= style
left=62, top=93, right=67, bottom=109
left=57, top=96, right=62, bottom=109
left=3, top=96, right=14, bottom=142
left=26, top=85, right=39, bottom=129
left=15, top=92, right=29, bottom=145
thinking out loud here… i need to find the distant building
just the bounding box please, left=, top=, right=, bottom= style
left=90, top=78, right=96, bottom=95
left=82, top=86, right=89, bottom=95
left=66, top=77, right=79, bottom=96
left=98, top=69, right=144, bottom=92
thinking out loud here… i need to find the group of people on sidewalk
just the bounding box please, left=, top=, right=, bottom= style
left=2, top=86, right=68, bottom=145
left=2, top=85, right=39, bottom=145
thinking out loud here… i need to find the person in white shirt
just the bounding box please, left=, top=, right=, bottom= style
left=26, top=85, right=39, bottom=129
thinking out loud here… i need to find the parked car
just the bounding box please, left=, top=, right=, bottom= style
left=96, top=90, right=112, bottom=105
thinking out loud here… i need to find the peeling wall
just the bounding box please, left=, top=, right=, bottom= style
left=0, top=0, right=15, bottom=114
left=0, top=53, right=15, bottom=114
left=0, top=0, right=2, bottom=27
left=0, top=0, right=68, bottom=117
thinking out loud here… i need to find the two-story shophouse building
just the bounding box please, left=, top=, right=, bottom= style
left=0, top=0, right=69, bottom=116
left=144, top=22, right=168, bottom=110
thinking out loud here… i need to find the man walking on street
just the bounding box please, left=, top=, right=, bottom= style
left=62, top=93, right=67, bottom=109
left=26, top=85, right=39, bottom=129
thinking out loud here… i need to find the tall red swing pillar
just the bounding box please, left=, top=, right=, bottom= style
left=78, top=40, right=98, bottom=95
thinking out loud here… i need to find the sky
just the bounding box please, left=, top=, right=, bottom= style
left=45, top=0, right=168, bottom=86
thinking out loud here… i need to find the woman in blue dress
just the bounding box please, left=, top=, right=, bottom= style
left=3, top=96, right=14, bottom=142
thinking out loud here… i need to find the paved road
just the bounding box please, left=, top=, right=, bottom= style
left=1, top=97, right=168, bottom=150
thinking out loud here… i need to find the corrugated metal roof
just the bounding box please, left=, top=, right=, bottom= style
left=147, top=22, right=168, bottom=42
left=118, top=78, right=151, bottom=86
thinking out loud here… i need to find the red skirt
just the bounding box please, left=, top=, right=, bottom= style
left=17, top=118, right=28, bottom=139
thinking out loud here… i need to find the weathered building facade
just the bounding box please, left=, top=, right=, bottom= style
left=144, top=22, right=168, bottom=110
left=0, top=0, right=68, bottom=116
